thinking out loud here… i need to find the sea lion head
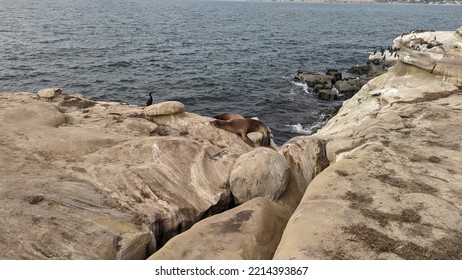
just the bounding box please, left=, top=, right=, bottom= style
left=210, top=119, right=225, bottom=128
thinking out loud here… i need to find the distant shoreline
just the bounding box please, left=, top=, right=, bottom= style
left=238, top=0, right=462, bottom=5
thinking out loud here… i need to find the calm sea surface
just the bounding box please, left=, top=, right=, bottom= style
left=1, top=0, right=461, bottom=143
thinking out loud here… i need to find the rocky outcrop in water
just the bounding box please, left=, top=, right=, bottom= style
left=1, top=28, right=461, bottom=260
left=294, top=65, right=385, bottom=101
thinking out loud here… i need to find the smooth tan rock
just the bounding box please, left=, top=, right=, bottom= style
left=0, top=93, right=243, bottom=259
left=37, top=88, right=62, bottom=99
left=230, top=147, right=290, bottom=204
left=122, top=118, right=158, bottom=135
left=277, top=136, right=329, bottom=209
left=455, top=26, right=462, bottom=37
left=399, top=47, right=438, bottom=72
left=148, top=197, right=291, bottom=260
left=144, top=101, right=184, bottom=117
left=117, top=232, right=155, bottom=260
left=2, top=102, right=66, bottom=127
left=274, top=54, right=462, bottom=260
left=393, top=30, right=462, bottom=84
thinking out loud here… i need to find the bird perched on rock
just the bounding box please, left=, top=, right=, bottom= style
left=427, top=39, right=443, bottom=49
left=146, top=92, right=154, bottom=106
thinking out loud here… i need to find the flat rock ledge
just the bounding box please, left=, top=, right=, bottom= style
left=1, top=29, right=461, bottom=260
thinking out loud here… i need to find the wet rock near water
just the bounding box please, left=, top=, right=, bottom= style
left=294, top=64, right=385, bottom=102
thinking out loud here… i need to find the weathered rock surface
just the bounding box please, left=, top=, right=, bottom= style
left=144, top=101, right=184, bottom=117
left=230, top=147, right=290, bottom=204
left=274, top=30, right=462, bottom=259
left=0, top=93, right=248, bottom=259
left=37, top=88, right=62, bottom=99
left=148, top=197, right=291, bottom=260
left=277, top=136, right=329, bottom=210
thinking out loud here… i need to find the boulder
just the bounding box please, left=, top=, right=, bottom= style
left=294, top=71, right=333, bottom=88
left=144, top=101, right=184, bottom=117
left=148, top=197, right=291, bottom=260
left=277, top=136, right=329, bottom=209
left=37, top=88, right=62, bottom=99
left=229, top=147, right=290, bottom=204
left=334, top=77, right=369, bottom=100
left=325, top=69, right=342, bottom=82
left=456, top=26, right=462, bottom=37
left=348, top=65, right=370, bottom=76
left=317, top=89, right=336, bottom=101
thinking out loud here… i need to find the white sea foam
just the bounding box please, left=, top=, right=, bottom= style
left=332, top=85, right=340, bottom=95
left=290, top=80, right=309, bottom=94
left=286, top=123, right=314, bottom=135
left=286, top=120, right=327, bottom=135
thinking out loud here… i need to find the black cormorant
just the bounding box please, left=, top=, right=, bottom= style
left=146, top=92, right=153, bottom=106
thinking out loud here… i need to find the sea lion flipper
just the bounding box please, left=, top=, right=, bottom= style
left=261, top=134, right=270, bottom=147
left=241, top=133, right=255, bottom=148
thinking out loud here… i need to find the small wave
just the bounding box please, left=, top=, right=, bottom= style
left=290, top=80, right=309, bottom=94
left=286, top=123, right=314, bottom=135
left=286, top=120, right=326, bottom=135
left=108, top=61, right=132, bottom=68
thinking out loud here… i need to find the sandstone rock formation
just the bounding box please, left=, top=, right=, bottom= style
left=148, top=197, right=291, bottom=260
left=274, top=29, right=462, bottom=259
left=229, top=147, right=290, bottom=204
left=277, top=136, right=329, bottom=210
left=0, top=92, right=247, bottom=259
left=1, top=29, right=461, bottom=260
left=144, top=101, right=185, bottom=117
left=37, top=88, right=62, bottom=99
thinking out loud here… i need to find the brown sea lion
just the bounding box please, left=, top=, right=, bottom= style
left=210, top=118, right=271, bottom=147
left=213, top=112, right=245, bottom=120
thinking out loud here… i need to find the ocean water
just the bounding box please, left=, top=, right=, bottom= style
left=1, top=0, right=461, bottom=144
